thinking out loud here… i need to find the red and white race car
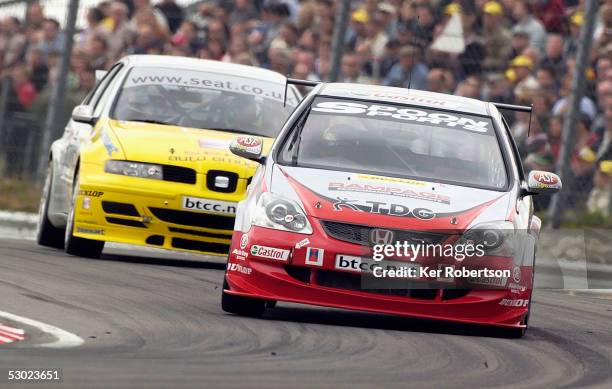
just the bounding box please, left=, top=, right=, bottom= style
left=221, top=82, right=562, bottom=337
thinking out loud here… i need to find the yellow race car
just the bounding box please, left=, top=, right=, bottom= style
left=37, top=55, right=300, bottom=258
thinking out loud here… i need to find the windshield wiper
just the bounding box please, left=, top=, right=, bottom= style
left=125, top=119, right=174, bottom=126
left=206, top=128, right=262, bottom=136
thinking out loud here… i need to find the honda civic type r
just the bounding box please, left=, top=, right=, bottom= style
left=222, top=83, right=562, bottom=336
left=36, top=55, right=300, bottom=258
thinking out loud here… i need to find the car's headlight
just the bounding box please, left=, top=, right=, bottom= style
left=105, top=160, right=162, bottom=180
left=457, top=221, right=515, bottom=257
left=251, top=192, right=312, bottom=234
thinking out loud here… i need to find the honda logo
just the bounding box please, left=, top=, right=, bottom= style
left=370, top=229, right=394, bottom=245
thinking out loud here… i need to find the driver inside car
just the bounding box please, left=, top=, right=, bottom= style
left=299, top=117, right=424, bottom=173
left=229, top=94, right=260, bottom=131
left=115, top=88, right=172, bottom=122
left=299, top=118, right=371, bottom=166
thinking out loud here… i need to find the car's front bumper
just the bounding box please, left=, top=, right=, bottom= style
left=225, top=226, right=532, bottom=329
left=72, top=163, right=245, bottom=256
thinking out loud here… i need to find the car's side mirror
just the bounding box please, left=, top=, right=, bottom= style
left=229, top=135, right=265, bottom=163
left=524, top=170, right=562, bottom=195
left=72, top=105, right=96, bottom=125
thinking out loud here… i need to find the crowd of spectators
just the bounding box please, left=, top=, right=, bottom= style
left=1, top=0, right=611, bottom=217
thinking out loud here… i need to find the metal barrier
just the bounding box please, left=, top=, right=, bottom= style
left=1, top=110, right=41, bottom=178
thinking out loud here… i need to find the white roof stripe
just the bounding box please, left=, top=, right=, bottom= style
left=123, top=55, right=289, bottom=86
left=319, top=83, right=489, bottom=115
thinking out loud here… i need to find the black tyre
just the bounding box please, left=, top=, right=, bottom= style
left=64, top=172, right=104, bottom=259
left=506, top=325, right=527, bottom=338
left=512, top=266, right=536, bottom=338
left=505, top=303, right=530, bottom=338
left=221, top=278, right=266, bottom=317
left=37, top=161, right=65, bottom=249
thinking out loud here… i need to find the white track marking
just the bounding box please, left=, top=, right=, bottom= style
left=0, top=333, right=24, bottom=341
left=0, top=329, right=24, bottom=342
left=0, top=311, right=83, bottom=348
left=0, top=210, right=37, bottom=224
left=0, top=323, right=25, bottom=344
left=567, top=289, right=612, bottom=299
left=0, top=324, right=25, bottom=335
left=0, top=334, right=17, bottom=343
left=570, top=289, right=612, bottom=294
left=0, top=330, right=24, bottom=338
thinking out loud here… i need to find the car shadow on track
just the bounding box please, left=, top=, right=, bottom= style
left=261, top=305, right=520, bottom=339
left=99, top=252, right=227, bottom=270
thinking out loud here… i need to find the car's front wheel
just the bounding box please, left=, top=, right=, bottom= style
left=505, top=322, right=528, bottom=338
left=64, top=172, right=104, bottom=259
left=221, top=278, right=266, bottom=317
left=505, top=303, right=531, bottom=338
left=37, top=161, right=65, bottom=249
left=510, top=267, right=536, bottom=338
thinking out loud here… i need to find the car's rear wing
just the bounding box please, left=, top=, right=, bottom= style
left=283, top=78, right=322, bottom=107
left=492, top=102, right=534, bottom=136
left=287, top=78, right=321, bottom=88
left=492, top=102, right=532, bottom=113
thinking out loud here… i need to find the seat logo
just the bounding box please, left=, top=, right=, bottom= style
left=370, top=229, right=394, bottom=245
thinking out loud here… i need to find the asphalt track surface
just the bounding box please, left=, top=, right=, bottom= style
left=1, top=238, right=611, bottom=388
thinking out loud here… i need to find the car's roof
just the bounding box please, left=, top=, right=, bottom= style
left=121, top=55, right=288, bottom=85
left=318, top=83, right=490, bottom=116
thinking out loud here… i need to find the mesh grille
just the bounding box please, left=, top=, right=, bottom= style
left=281, top=266, right=469, bottom=300
left=102, top=201, right=139, bottom=216
left=146, top=235, right=165, bottom=246
left=163, top=165, right=197, bottom=184
left=169, top=226, right=232, bottom=240
left=105, top=217, right=147, bottom=228
left=320, top=221, right=448, bottom=246
left=171, top=238, right=230, bottom=254
left=149, top=208, right=234, bottom=230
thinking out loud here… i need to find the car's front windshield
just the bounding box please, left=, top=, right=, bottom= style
left=111, top=66, right=298, bottom=137
left=280, top=97, right=508, bottom=190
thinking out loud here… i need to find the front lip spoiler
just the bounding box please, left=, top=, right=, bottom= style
left=224, top=258, right=528, bottom=329
left=224, top=287, right=526, bottom=330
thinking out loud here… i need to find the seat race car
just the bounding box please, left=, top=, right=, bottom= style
left=37, top=55, right=300, bottom=258
left=221, top=82, right=562, bottom=337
